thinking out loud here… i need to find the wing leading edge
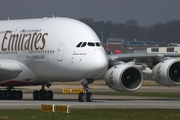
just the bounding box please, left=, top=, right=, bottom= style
left=0, top=60, right=22, bottom=81
left=107, top=53, right=180, bottom=68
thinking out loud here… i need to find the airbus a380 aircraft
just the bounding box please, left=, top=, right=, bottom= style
left=0, top=17, right=180, bottom=102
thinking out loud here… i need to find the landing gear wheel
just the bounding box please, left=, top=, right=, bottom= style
left=12, top=90, right=17, bottom=100
left=38, top=90, right=45, bottom=100
left=0, top=89, right=23, bottom=100
left=33, top=90, right=39, bottom=100
left=86, top=92, right=93, bottom=102
left=33, top=86, right=54, bottom=100
left=0, top=90, right=2, bottom=99
left=17, top=90, right=23, bottom=100
left=6, top=91, right=12, bottom=100
left=78, top=92, right=84, bottom=102
left=2, top=90, right=7, bottom=100
left=47, top=90, right=53, bottom=100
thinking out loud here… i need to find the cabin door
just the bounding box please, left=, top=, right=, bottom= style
left=57, top=44, right=65, bottom=61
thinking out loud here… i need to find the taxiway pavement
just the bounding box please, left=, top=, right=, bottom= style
left=0, top=94, right=180, bottom=109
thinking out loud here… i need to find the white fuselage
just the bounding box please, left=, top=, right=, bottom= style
left=0, top=17, right=108, bottom=86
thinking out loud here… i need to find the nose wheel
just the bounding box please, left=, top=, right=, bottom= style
left=78, top=79, right=93, bottom=102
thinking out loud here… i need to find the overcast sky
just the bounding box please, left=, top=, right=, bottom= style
left=0, top=0, right=180, bottom=26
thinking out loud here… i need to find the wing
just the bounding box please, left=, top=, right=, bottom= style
left=107, top=53, right=180, bottom=68
left=0, top=60, right=22, bottom=81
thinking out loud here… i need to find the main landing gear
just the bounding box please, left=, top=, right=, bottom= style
left=0, top=86, right=23, bottom=100
left=78, top=79, right=93, bottom=102
left=33, top=84, right=53, bottom=100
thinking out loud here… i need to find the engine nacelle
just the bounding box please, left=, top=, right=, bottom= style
left=104, top=64, right=143, bottom=92
left=152, top=59, right=180, bottom=86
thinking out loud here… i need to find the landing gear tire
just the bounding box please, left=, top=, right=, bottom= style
left=17, top=90, right=23, bottom=100
left=6, top=91, right=12, bottom=100
left=1, top=90, right=7, bottom=100
left=0, top=90, right=23, bottom=100
left=47, top=90, right=53, bottom=100
left=0, top=90, right=2, bottom=99
left=38, top=90, right=45, bottom=100
left=33, top=84, right=53, bottom=100
left=33, top=90, right=39, bottom=100
left=78, top=92, right=84, bottom=102
left=78, top=92, right=93, bottom=102
left=12, top=90, right=17, bottom=100
left=33, top=90, right=53, bottom=100
left=86, top=92, right=93, bottom=102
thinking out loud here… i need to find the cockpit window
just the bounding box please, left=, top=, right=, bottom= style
left=88, top=42, right=95, bottom=46
left=77, top=42, right=102, bottom=48
left=99, top=42, right=103, bottom=46
left=95, top=42, right=100, bottom=47
left=81, top=42, right=87, bottom=47
left=76, top=42, right=82, bottom=47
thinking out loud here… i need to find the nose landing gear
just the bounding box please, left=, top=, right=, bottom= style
left=78, top=79, right=93, bottom=102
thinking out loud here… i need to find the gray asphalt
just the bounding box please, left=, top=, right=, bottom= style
left=0, top=94, right=180, bottom=109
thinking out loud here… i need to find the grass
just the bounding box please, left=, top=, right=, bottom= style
left=0, top=109, right=180, bottom=120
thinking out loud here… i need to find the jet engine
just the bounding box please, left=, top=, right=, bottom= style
left=152, top=59, right=180, bottom=86
left=104, top=64, right=143, bottom=92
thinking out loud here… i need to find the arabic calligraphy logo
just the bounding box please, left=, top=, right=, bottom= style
left=157, top=65, right=161, bottom=79
left=109, top=71, right=114, bottom=85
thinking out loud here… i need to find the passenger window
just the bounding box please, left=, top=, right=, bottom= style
left=88, top=42, right=95, bottom=46
left=95, top=42, right=100, bottom=47
left=81, top=42, right=87, bottom=47
left=76, top=42, right=82, bottom=47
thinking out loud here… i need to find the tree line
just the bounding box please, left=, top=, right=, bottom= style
left=79, top=18, right=180, bottom=46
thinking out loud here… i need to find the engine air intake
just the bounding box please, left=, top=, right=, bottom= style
left=169, top=62, right=180, bottom=83
left=122, top=67, right=142, bottom=89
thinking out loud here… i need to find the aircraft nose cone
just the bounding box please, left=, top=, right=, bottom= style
left=96, top=55, right=108, bottom=71
left=81, top=49, right=108, bottom=79
left=90, top=52, right=108, bottom=77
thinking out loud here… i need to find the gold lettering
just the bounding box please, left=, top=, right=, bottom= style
left=21, top=34, right=28, bottom=50
left=8, top=35, right=11, bottom=51
left=10, top=34, right=19, bottom=51
left=2, top=31, right=11, bottom=51
left=40, top=33, right=48, bottom=50
left=34, top=33, right=42, bottom=50
left=1, top=30, right=48, bottom=51
left=17, top=34, right=22, bottom=50
left=31, top=32, right=37, bottom=50
left=24, top=34, right=31, bottom=50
